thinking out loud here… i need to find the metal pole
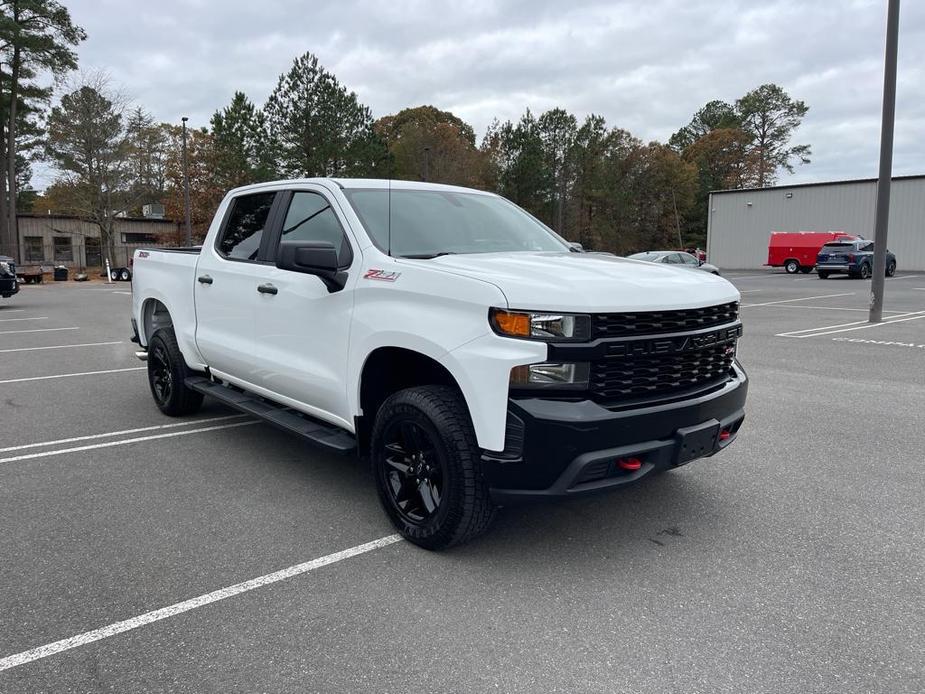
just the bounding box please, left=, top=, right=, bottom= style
left=423, top=147, right=430, bottom=182
left=869, top=0, right=900, bottom=323
left=181, top=117, right=193, bottom=246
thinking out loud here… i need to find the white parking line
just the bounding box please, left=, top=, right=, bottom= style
left=774, top=304, right=905, bottom=313
left=740, top=292, right=854, bottom=308
left=0, top=341, right=124, bottom=354
left=0, top=316, right=46, bottom=322
left=737, top=289, right=763, bottom=294
left=0, top=534, right=402, bottom=672
left=0, top=415, right=249, bottom=453
left=0, top=367, right=145, bottom=384
left=0, top=309, right=25, bottom=312
left=0, top=327, right=78, bottom=335
left=0, top=420, right=260, bottom=464
left=776, top=310, right=925, bottom=338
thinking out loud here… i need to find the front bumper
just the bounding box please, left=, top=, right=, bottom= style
left=0, top=277, right=18, bottom=297
left=483, top=362, right=748, bottom=503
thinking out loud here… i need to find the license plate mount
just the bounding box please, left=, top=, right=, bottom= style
left=674, top=420, right=720, bottom=465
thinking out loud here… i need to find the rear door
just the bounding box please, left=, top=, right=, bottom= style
left=194, top=190, right=280, bottom=382
left=252, top=187, right=357, bottom=426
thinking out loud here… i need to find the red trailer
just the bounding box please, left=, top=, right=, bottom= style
left=767, top=231, right=856, bottom=274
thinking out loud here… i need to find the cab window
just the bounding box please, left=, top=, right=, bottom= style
left=217, top=192, right=276, bottom=261
left=280, top=192, right=353, bottom=267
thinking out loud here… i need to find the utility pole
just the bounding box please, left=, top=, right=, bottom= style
left=869, top=0, right=900, bottom=323
left=181, top=116, right=193, bottom=246
left=422, top=147, right=430, bottom=182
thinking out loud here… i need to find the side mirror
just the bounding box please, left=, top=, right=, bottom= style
left=699, top=259, right=705, bottom=266
left=568, top=242, right=584, bottom=252
left=276, top=240, right=347, bottom=292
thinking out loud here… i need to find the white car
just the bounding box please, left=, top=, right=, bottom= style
left=628, top=250, right=722, bottom=275
left=131, top=179, right=747, bottom=549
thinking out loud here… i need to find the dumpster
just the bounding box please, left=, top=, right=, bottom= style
left=53, top=266, right=69, bottom=281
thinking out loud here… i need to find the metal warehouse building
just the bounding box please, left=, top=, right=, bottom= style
left=706, top=175, right=925, bottom=271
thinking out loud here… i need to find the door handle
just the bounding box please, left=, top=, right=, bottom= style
left=197, top=275, right=213, bottom=285
left=257, top=283, right=278, bottom=295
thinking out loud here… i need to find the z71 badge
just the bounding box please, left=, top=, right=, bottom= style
left=363, top=269, right=401, bottom=282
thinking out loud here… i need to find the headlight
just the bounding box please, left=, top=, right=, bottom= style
left=489, top=308, right=591, bottom=341
left=510, top=362, right=590, bottom=389
left=0, top=261, right=10, bottom=275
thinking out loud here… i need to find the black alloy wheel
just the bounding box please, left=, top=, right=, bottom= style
left=149, top=340, right=174, bottom=406
left=146, top=327, right=204, bottom=416
left=381, top=419, right=446, bottom=524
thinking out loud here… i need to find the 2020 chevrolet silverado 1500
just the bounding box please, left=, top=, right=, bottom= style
left=131, top=179, right=747, bottom=549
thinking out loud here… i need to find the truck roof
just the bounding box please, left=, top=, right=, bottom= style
left=226, top=178, right=497, bottom=197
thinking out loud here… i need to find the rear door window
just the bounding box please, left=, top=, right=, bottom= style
left=217, top=192, right=277, bottom=261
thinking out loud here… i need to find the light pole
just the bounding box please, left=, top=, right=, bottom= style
left=423, top=146, right=430, bottom=182
left=869, top=0, right=900, bottom=323
left=181, top=116, right=193, bottom=246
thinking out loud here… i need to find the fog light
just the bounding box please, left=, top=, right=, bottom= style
left=616, top=457, right=642, bottom=471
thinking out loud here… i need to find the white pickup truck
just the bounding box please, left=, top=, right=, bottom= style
left=131, top=179, right=747, bottom=549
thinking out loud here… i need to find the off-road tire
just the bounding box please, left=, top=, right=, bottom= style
left=147, top=327, right=204, bottom=416
left=371, top=385, right=496, bottom=550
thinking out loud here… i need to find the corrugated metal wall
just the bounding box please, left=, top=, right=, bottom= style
left=706, top=176, right=925, bottom=270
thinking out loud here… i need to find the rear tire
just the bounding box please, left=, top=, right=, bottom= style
left=817, top=271, right=829, bottom=279
left=371, top=385, right=496, bottom=550
left=784, top=259, right=800, bottom=274
left=800, top=267, right=812, bottom=274
left=886, top=260, right=896, bottom=277
left=120, top=268, right=131, bottom=281
left=147, top=327, right=204, bottom=416
left=859, top=263, right=871, bottom=279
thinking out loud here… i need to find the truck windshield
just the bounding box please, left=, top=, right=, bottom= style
left=342, top=188, right=569, bottom=258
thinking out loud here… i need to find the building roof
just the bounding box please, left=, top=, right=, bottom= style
left=710, top=173, right=925, bottom=196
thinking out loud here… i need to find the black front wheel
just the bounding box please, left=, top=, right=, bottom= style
left=371, top=386, right=495, bottom=550
left=147, top=328, right=204, bottom=416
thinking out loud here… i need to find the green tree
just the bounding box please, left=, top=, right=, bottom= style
left=735, top=83, right=810, bottom=186
left=536, top=108, right=577, bottom=233
left=263, top=52, right=386, bottom=177
left=668, top=100, right=739, bottom=151
left=125, top=107, right=169, bottom=211
left=211, top=91, right=275, bottom=187
left=0, top=0, right=85, bottom=260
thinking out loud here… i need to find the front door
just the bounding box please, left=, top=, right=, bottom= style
left=194, top=191, right=278, bottom=383
left=253, top=188, right=357, bottom=428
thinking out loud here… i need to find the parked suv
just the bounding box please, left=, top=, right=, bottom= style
left=816, top=240, right=896, bottom=279
left=0, top=255, right=19, bottom=299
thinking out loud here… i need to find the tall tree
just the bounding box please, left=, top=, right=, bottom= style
left=211, top=91, right=275, bottom=187
left=735, top=83, right=810, bottom=187
left=0, top=0, right=85, bottom=260
left=536, top=108, right=577, bottom=233
left=45, top=78, right=131, bottom=259
left=668, top=100, right=739, bottom=151
left=374, top=105, right=488, bottom=187
left=263, top=52, right=385, bottom=177
left=125, top=107, right=169, bottom=211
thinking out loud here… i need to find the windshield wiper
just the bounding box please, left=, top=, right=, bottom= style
left=398, top=252, right=457, bottom=259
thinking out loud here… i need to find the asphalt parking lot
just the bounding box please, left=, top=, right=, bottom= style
left=1, top=272, right=923, bottom=693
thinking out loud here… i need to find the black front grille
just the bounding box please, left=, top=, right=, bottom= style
left=590, top=341, right=735, bottom=403
left=593, top=302, right=739, bottom=338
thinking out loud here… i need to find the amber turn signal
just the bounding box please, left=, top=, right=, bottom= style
left=491, top=309, right=531, bottom=337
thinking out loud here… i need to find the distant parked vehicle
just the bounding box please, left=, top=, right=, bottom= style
left=628, top=251, right=721, bottom=275
left=767, top=231, right=856, bottom=274
left=0, top=255, right=19, bottom=299
left=816, top=239, right=896, bottom=279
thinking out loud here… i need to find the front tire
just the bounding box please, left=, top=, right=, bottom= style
left=859, top=263, right=871, bottom=279
left=886, top=260, right=896, bottom=277
left=818, top=271, right=829, bottom=279
left=147, top=327, right=204, bottom=416
left=800, top=267, right=813, bottom=274
left=784, top=259, right=800, bottom=274
left=371, top=385, right=496, bottom=550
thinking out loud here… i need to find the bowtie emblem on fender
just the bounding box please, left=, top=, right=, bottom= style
left=363, top=269, right=402, bottom=282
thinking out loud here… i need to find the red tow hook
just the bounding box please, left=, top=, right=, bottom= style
left=719, top=430, right=732, bottom=442
left=616, top=457, right=643, bottom=471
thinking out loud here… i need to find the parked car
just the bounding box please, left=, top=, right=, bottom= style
left=131, top=179, right=747, bottom=550
left=816, top=239, right=896, bottom=279
left=766, top=231, right=856, bottom=274
left=628, top=250, right=722, bottom=275
left=0, top=255, right=19, bottom=299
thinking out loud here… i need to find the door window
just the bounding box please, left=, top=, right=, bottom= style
left=680, top=253, right=699, bottom=265
left=280, top=192, right=352, bottom=267
left=216, top=192, right=276, bottom=261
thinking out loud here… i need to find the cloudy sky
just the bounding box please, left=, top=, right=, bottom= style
left=42, top=0, right=924, bottom=188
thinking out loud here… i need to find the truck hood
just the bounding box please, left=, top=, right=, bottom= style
left=420, top=252, right=739, bottom=312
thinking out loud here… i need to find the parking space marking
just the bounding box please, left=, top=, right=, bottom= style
left=0, top=415, right=249, bottom=453
left=0, top=420, right=259, bottom=464
left=0, top=367, right=145, bottom=384
left=0, top=327, right=79, bottom=335
left=740, top=292, right=853, bottom=308
left=0, top=534, right=403, bottom=672
left=737, top=289, right=763, bottom=294
left=774, top=304, right=905, bottom=313
left=776, top=310, right=925, bottom=338
left=0, top=340, right=124, bottom=354
left=0, top=309, right=25, bottom=312
left=833, top=337, right=925, bottom=350
left=0, top=316, right=46, bottom=322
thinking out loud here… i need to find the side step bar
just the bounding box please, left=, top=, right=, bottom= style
left=184, top=376, right=356, bottom=453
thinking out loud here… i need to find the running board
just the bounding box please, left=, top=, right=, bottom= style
left=184, top=376, right=356, bottom=453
